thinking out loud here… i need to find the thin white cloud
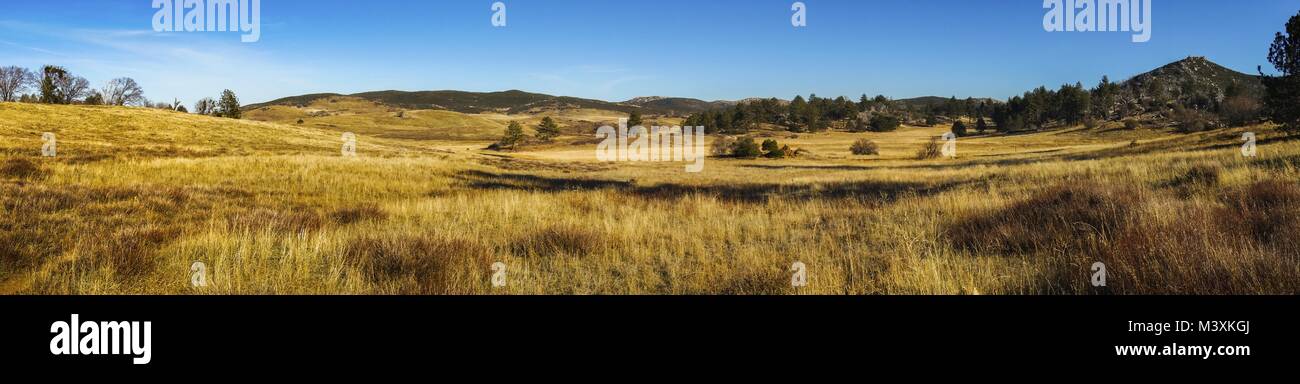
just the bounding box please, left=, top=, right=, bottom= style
left=0, top=20, right=317, bottom=106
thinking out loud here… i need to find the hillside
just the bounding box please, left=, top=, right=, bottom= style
left=0, top=102, right=422, bottom=159
left=243, top=95, right=646, bottom=142
left=621, top=96, right=735, bottom=114
left=249, top=89, right=660, bottom=115
left=1120, top=56, right=1263, bottom=105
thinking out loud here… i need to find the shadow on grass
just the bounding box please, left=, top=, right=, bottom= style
left=454, top=169, right=961, bottom=204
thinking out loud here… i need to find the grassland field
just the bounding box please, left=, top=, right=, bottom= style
left=2, top=100, right=1298, bottom=294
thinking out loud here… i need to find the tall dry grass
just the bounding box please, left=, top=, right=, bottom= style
left=1, top=103, right=1298, bottom=294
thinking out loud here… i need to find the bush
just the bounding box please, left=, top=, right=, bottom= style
left=1220, top=95, right=1262, bottom=127
left=710, top=136, right=737, bottom=156
left=952, top=120, right=968, bottom=137
left=762, top=139, right=786, bottom=158
left=869, top=115, right=900, bottom=132
left=847, top=117, right=869, bottom=132
left=850, top=139, right=879, bottom=155
left=916, top=137, right=943, bottom=160
left=731, top=137, right=761, bottom=158
left=1123, top=119, right=1141, bottom=130
left=1172, top=106, right=1215, bottom=133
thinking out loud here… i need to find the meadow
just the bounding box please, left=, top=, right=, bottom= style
left=2, top=102, right=1298, bottom=294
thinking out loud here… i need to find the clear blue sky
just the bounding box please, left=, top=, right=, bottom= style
left=1, top=0, right=1296, bottom=105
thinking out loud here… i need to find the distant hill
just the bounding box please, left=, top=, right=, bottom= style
left=620, top=97, right=735, bottom=114
left=247, top=89, right=648, bottom=115
left=1119, top=56, right=1263, bottom=105
left=248, top=90, right=729, bottom=116
left=245, top=57, right=1257, bottom=120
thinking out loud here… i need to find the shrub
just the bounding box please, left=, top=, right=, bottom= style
left=869, top=114, right=900, bottom=132
left=952, top=120, right=968, bottom=137
left=761, top=139, right=780, bottom=154
left=731, top=137, right=761, bottom=158
left=1220, top=95, right=1262, bottom=127
left=1123, top=119, right=1141, bottom=130
left=850, top=139, right=879, bottom=155
left=1172, top=105, right=1217, bottom=133
left=847, top=117, right=869, bottom=132
left=710, top=136, right=737, bottom=156
left=915, top=137, right=942, bottom=160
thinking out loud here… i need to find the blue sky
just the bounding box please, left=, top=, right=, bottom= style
left=1, top=0, right=1296, bottom=105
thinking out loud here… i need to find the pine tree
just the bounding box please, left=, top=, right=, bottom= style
left=1262, top=11, right=1300, bottom=133
left=627, top=111, right=643, bottom=128
left=502, top=121, right=525, bottom=149
left=536, top=116, right=560, bottom=142
left=217, top=89, right=241, bottom=119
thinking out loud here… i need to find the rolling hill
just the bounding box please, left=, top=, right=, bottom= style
left=0, top=102, right=423, bottom=159
left=1119, top=56, right=1264, bottom=104
left=620, top=96, right=735, bottom=114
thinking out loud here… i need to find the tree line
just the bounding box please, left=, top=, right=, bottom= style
left=683, top=94, right=990, bottom=135
left=0, top=64, right=244, bottom=119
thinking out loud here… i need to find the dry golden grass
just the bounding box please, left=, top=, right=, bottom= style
left=2, top=102, right=1298, bottom=294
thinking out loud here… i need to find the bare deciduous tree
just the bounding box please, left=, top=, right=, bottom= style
left=101, top=77, right=146, bottom=106
left=53, top=74, right=90, bottom=104
left=0, top=66, right=34, bottom=102
left=194, top=97, right=216, bottom=115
